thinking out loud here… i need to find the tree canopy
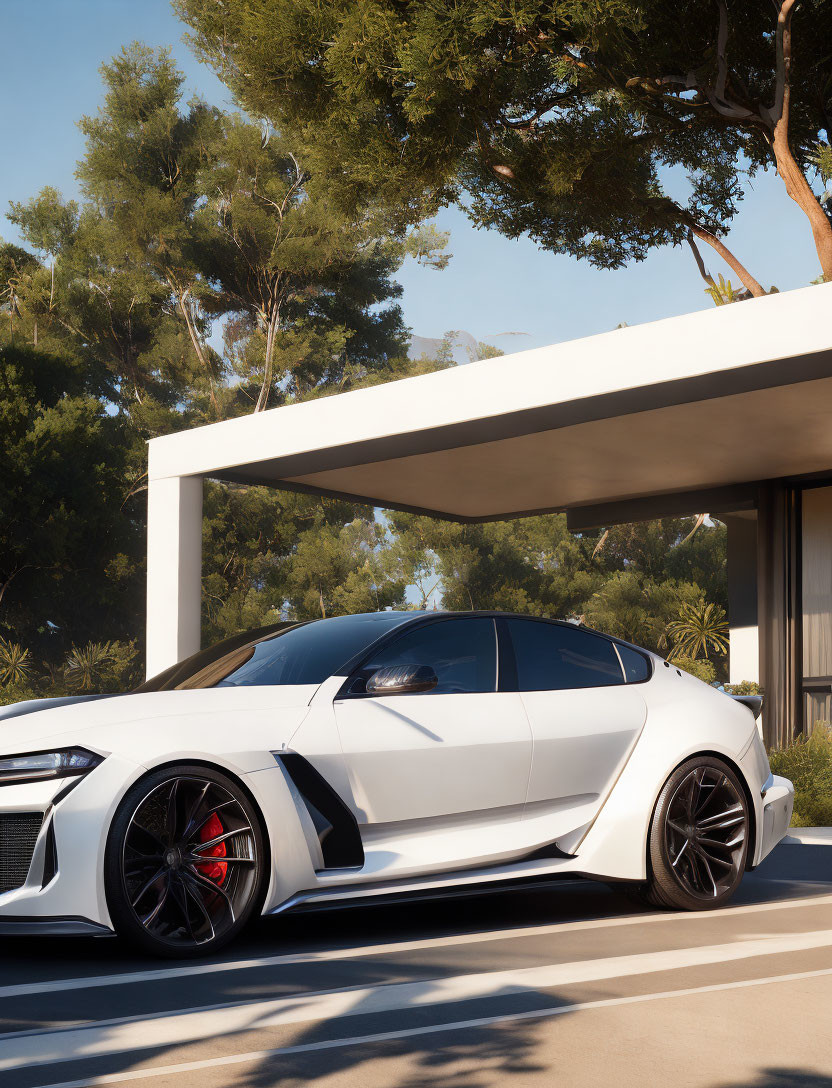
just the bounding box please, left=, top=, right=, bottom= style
left=1, top=39, right=737, bottom=703
left=177, top=0, right=832, bottom=294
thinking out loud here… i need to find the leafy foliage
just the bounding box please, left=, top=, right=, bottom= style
left=673, top=656, right=717, bottom=685
left=0, top=342, right=144, bottom=660
left=770, top=727, right=832, bottom=827
left=177, top=0, right=832, bottom=286
left=0, top=637, right=33, bottom=686
left=666, top=599, right=730, bottom=661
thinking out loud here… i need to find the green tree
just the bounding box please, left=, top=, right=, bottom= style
left=284, top=517, right=407, bottom=619
left=583, top=570, right=704, bottom=652
left=192, top=115, right=421, bottom=413
left=10, top=186, right=193, bottom=415
left=178, top=0, right=832, bottom=291
left=0, top=242, right=41, bottom=345
left=389, top=512, right=604, bottom=617
left=0, top=342, right=143, bottom=662
left=75, top=44, right=225, bottom=416
left=468, top=341, right=505, bottom=363
left=666, top=599, right=730, bottom=661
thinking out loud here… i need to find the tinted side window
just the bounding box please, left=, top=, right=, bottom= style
left=506, top=619, right=623, bottom=691
left=617, top=644, right=651, bottom=683
left=362, top=618, right=497, bottom=694
left=197, top=614, right=413, bottom=688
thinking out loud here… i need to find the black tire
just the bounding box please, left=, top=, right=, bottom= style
left=630, top=757, right=748, bottom=909
left=642, top=755, right=749, bottom=911
left=614, top=881, right=664, bottom=909
left=105, top=764, right=267, bottom=958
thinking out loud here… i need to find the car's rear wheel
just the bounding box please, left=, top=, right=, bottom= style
left=637, top=756, right=750, bottom=910
left=105, top=765, right=267, bottom=957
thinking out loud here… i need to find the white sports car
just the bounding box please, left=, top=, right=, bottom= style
left=0, top=611, right=793, bottom=957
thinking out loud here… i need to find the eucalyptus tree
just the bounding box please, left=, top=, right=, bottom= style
left=8, top=185, right=190, bottom=413
left=192, top=115, right=413, bottom=412
left=76, top=44, right=225, bottom=415
left=177, top=0, right=832, bottom=292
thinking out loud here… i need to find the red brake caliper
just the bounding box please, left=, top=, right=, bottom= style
left=196, top=812, right=228, bottom=885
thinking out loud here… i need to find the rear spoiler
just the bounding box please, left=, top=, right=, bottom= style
left=730, top=694, right=763, bottom=720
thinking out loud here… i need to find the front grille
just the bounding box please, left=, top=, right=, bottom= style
left=0, top=813, right=43, bottom=893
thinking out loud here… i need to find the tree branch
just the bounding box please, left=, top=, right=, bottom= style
left=689, top=221, right=766, bottom=297
left=686, top=230, right=718, bottom=289
left=761, top=0, right=799, bottom=129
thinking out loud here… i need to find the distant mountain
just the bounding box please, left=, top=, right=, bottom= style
left=407, top=330, right=530, bottom=365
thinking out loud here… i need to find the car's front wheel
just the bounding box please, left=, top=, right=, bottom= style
left=105, top=764, right=267, bottom=957
left=635, top=756, right=750, bottom=910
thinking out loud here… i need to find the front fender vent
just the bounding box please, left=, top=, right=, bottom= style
left=0, top=813, right=43, bottom=893
left=275, top=753, right=364, bottom=870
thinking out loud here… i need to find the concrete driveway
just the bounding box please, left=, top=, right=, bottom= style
left=1, top=842, right=831, bottom=1088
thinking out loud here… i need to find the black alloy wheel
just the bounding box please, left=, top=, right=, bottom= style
left=105, top=765, right=266, bottom=957
left=639, top=756, right=750, bottom=910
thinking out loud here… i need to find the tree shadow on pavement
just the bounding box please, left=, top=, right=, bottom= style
left=716, top=1071, right=832, bottom=1088
left=239, top=1013, right=548, bottom=1088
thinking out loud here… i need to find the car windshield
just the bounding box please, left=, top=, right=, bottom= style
left=139, top=612, right=420, bottom=691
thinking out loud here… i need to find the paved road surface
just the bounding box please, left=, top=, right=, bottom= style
left=2, top=844, right=831, bottom=1088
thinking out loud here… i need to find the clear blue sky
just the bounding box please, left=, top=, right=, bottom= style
left=0, top=0, right=824, bottom=352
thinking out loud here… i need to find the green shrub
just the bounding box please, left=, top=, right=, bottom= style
left=769, top=727, right=832, bottom=827
left=673, top=656, right=717, bottom=684
left=0, top=683, right=41, bottom=708
left=725, top=680, right=761, bottom=696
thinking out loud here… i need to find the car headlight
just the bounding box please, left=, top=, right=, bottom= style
left=0, top=747, right=103, bottom=787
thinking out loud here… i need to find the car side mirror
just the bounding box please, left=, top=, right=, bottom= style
left=365, top=664, right=438, bottom=695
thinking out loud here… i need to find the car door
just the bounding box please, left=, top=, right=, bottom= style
left=333, top=616, right=532, bottom=828
left=502, top=618, right=648, bottom=841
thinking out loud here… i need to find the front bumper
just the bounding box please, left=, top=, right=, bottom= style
left=0, top=754, right=142, bottom=933
left=757, top=774, right=795, bottom=865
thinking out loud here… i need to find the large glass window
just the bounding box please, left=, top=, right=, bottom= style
left=362, top=618, right=498, bottom=694
left=505, top=618, right=623, bottom=691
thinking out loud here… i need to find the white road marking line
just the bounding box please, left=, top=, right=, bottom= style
left=5, top=927, right=832, bottom=1073
left=3, top=887, right=831, bottom=1001
left=30, top=964, right=832, bottom=1088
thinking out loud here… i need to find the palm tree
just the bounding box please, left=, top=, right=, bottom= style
left=666, top=600, right=729, bottom=662
left=0, top=638, right=33, bottom=686
left=64, top=642, right=115, bottom=692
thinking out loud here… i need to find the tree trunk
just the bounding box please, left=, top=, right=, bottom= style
left=769, top=97, right=832, bottom=279
left=768, top=0, right=832, bottom=280
left=173, top=281, right=221, bottom=418
left=0, top=568, right=24, bottom=615
left=686, top=231, right=720, bottom=296
left=772, top=135, right=832, bottom=279
left=255, top=311, right=278, bottom=413
left=690, top=224, right=766, bottom=298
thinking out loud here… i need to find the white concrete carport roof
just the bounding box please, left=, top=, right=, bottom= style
left=146, top=281, right=832, bottom=676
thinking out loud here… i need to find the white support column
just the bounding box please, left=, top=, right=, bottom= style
left=145, top=475, right=203, bottom=679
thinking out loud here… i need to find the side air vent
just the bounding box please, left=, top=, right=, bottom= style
left=275, top=753, right=364, bottom=870
left=0, top=813, right=43, bottom=893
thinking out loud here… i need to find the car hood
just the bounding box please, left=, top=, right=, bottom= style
left=0, top=686, right=319, bottom=762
